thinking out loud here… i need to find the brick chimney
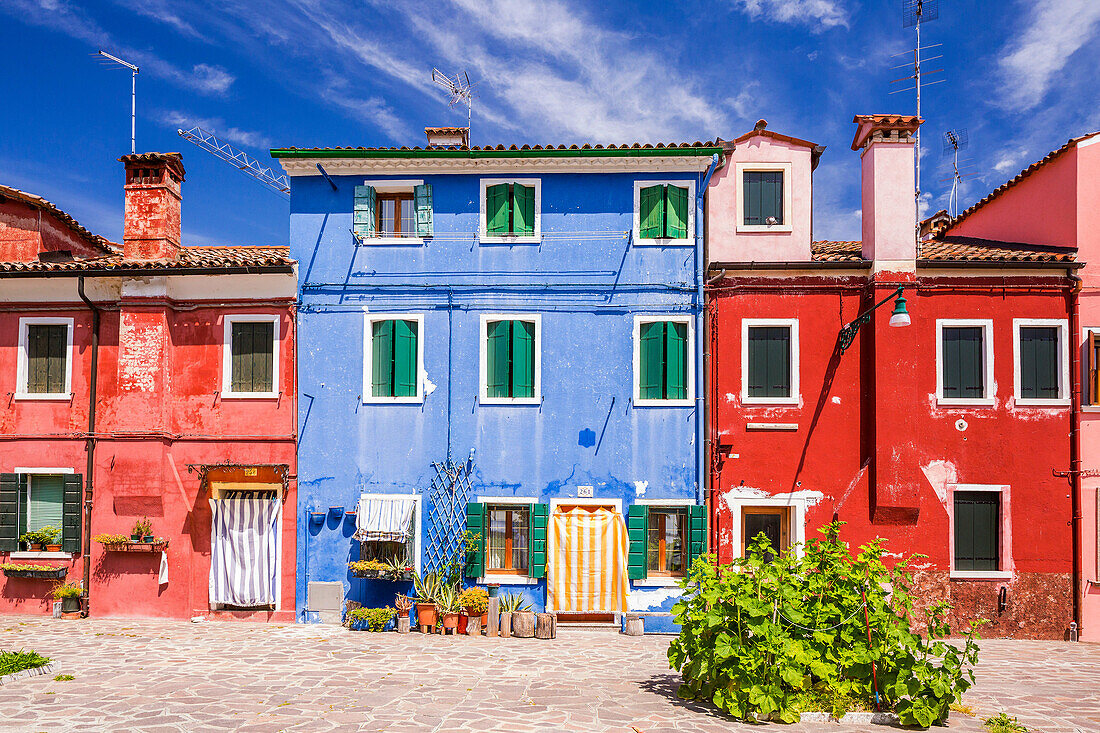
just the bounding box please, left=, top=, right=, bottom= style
left=424, top=126, right=469, bottom=149
left=120, top=152, right=186, bottom=259
left=851, top=115, right=922, bottom=271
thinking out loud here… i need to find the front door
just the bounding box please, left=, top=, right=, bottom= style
left=548, top=504, right=628, bottom=620
left=741, top=506, right=790, bottom=560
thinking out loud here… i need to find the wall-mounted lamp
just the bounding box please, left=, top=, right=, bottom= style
left=838, top=286, right=910, bottom=353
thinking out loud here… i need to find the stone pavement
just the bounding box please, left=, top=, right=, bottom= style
left=0, top=617, right=1096, bottom=732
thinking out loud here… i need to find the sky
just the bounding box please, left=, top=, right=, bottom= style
left=1, top=0, right=1098, bottom=248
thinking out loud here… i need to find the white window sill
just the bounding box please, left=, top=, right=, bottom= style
left=950, top=570, right=1013, bottom=581
left=220, top=392, right=280, bottom=400
left=936, top=398, right=995, bottom=407
left=479, top=396, right=542, bottom=406
left=634, top=237, right=693, bottom=247
left=10, top=551, right=72, bottom=560
left=634, top=398, right=694, bottom=408
left=1013, top=398, right=1071, bottom=408
left=479, top=575, right=537, bottom=586
left=357, top=237, right=425, bottom=246
left=362, top=396, right=425, bottom=405
left=633, top=577, right=683, bottom=587
left=737, top=224, right=793, bottom=233
left=741, top=395, right=799, bottom=406
left=13, top=393, right=71, bottom=401
left=480, top=235, right=541, bottom=245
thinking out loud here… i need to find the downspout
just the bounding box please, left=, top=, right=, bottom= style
left=1069, top=271, right=1083, bottom=635
left=696, top=154, right=720, bottom=521
left=76, top=277, right=99, bottom=616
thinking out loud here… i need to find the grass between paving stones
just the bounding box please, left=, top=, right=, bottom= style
left=984, top=712, right=1030, bottom=733
left=0, top=649, right=50, bottom=675
left=53, top=674, right=74, bottom=681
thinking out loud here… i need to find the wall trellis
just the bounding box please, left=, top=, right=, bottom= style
left=425, top=449, right=475, bottom=574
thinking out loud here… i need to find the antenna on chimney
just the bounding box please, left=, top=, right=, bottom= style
left=431, top=68, right=474, bottom=143
left=890, top=0, right=944, bottom=209
left=95, top=50, right=139, bottom=154
left=942, top=128, right=969, bottom=218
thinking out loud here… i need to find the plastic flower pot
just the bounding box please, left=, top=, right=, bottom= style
left=441, top=612, right=460, bottom=631
left=142, top=535, right=154, bottom=543
left=60, top=596, right=81, bottom=613
left=130, top=533, right=142, bottom=541
left=414, top=602, right=438, bottom=629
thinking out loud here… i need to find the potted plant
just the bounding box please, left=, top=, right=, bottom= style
left=40, top=526, right=62, bottom=552
left=499, top=593, right=530, bottom=637
left=19, top=530, right=42, bottom=551
left=49, top=582, right=83, bottom=615
left=458, top=586, right=489, bottom=633
left=346, top=606, right=396, bottom=632
left=348, top=559, right=390, bottom=578
left=436, top=584, right=461, bottom=633
left=92, top=533, right=130, bottom=549
left=383, top=556, right=414, bottom=581
left=412, top=571, right=440, bottom=631
left=394, top=593, right=414, bottom=633
left=131, top=518, right=152, bottom=542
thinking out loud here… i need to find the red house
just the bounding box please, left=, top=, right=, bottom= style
left=0, top=152, right=298, bottom=620
left=705, top=115, right=1076, bottom=639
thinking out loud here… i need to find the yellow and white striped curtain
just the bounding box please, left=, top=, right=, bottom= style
left=548, top=505, right=628, bottom=613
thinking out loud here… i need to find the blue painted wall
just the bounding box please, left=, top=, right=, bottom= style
left=290, top=167, right=708, bottom=627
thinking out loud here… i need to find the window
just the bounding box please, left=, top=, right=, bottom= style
left=480, top=315, right=541, bottom=404
left=953, top=491, right=999, bottom=572
left=646, top=508, right=687, bottom=576
left=480, top=179, right=540, bottom=242
left=18, top=474, right=64, bottom=539
left=627, top=503, right=705, bottom=583
left=634, top=316, right=692, bottom=405
left=487, top=506, right=529, bottom=575
left=634, top=181, right=693, bottom=243
left=0, top=471, right=82, bottom=554
left=1014, top=320, right=1068, bottom=405
left=465, top=500, right=547, bottom=582
left=1088, top=329, right=1100, bottom=407
left=354, top=494, right=420, bottom=575
left=741, top=319, right=799, bottom=405
left=353, top=181, right=432, bottom=242
left=936, top=320, right=993, bottom=405
left=222, top=315, right=280, bottom=398
left=742, top=507, right=790, bottom=561
left=735, top=162, right=793, bottom=232
left=364, top=315, right=423, bottom=403
left=16, top=317, right=73, bottom=399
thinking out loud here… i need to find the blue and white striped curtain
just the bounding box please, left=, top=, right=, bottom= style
left=209, top=498, right=280, bottom=607
left=354, top=495, right=415, bottom=542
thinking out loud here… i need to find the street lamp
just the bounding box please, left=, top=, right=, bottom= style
left=838, top=287, right=910, bottom=353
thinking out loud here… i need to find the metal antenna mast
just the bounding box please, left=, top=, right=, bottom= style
left=939, top=128, right=976, bottom=218
left=177, top=126, right=290, bottom=198
left=96, top=51, right=139, bottom=154
left=891, top=0, right=944, bottom=208
left=431, top=68, right=474, bottom=144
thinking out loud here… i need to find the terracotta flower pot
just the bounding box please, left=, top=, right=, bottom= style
left=441, top=612, right=460, bottom=630
left=45, top=544, right=62, bottom=552
left=414, top=602, right=437, bottom=629
left=30, top=543, right=43, bottom=551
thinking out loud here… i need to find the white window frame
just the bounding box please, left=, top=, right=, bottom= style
left=362, top=313, right=425, bottom=404
left=948, top=483, right=1013, bottom=580
left=478, top=313, right=542, bottom=405
left=631, top=498, right=695, bottom=587
left=358, top=493, right=423, bottom=577
left=936, top=319, right=995, bottom=407
left=724, top=492, right=811, bottom=559
left=1012, top=319, right=1069, bottom=407
left=735, top=162, right=794, bottom=233
left=632, top=179, right=696, bottom=246
left=479, top=178, right=541, bottom=245
left=221, top=314, right=281, bottom=399
left=1082, top=326, right=1100, bottom=412
left=357, top=179, right=425, bottom=246
left=475, top=495, right=540, bottom=586
left=9, top=467, right=75, bottom=560
left=15, top=317, right=74, bottom=401
left=740, top=318, right=800, bottom=406
left=632, top=315, right=695, bottom=407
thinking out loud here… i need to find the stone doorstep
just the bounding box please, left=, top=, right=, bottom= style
left=0, top=661, right=58, bottom=686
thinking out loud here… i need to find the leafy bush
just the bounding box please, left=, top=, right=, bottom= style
left=984, top=712, right=1029, bottom=732
left=19, top=526, right=60, bottom=546
left=668, top=523, right=981, bottom=727
left=0, top=650, right=50, bottom=676
left=347, top=606, right=396, bottom=631
left=49, top=582, right=83, bottom=600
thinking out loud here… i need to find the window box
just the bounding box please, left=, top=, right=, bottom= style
left=349, top=564, right=414, bottom=581
left=1, top=564, right=67, bottom=580
left=100, top=541, right=169, bottom=553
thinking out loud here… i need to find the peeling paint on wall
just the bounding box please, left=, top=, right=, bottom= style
left=920, top=459, right=958, bottom=510
left=633, top=480, right=648, bottom=497
left=423, top=374, right=437, bottom=396
left=831, top=396, right=841, bottom=404
left=627, top=586, right=680, bottom=611
left=721, top=485, right=825, bottom=508
left=119, top=314, right=164, bottom=392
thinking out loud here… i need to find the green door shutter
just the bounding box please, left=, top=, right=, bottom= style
left=353, top=185, right=377, bottom=238
left=688, top=505, right=706, bottom=566
left=639, top=185, right=664, bottom=239
left=529, top=503, right=548, bottom=578
left=513, top=184, right=535, bottom=235
left=639, top=321, right=665, bottom=399
left=62, top=474, right=82, bottom=553
left=486, top=320, right=511, bottom=398
left=0, top=473, right=18, bottom=552
left=511, top=320, right=535, bottom=398
left=1020, top=326, right=1058, bottom=399
left=627, top=504, right=648, bottom=579
left=413, top=183, right=433, bottom=237
left=486, top=183, right=510, bottom=235
left=767, top=327, right=791, bottom=397
left=371, top=319, right=395, bottom=397
left=465, top=502, right=486, bottom=577
left=665, top=185, right=688, bottom=239
left=394, top=319, right=418, bottom=397
left=665, top=322, right=687, bottom=399
left=954, top=491, right=998, bottom=571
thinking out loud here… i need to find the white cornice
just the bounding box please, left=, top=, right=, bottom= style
left=278, top=156, right=714, bottom=176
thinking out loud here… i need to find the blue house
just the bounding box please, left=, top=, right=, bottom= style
left=273, top=130, right=721, bottom=630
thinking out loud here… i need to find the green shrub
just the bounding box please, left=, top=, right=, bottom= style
left=347, top=606, right=396, bottom=631
left=984, top=712, right=1029, bottom=732
left=667, top=522, right=981, bottom=727
left=49, top=582, right=83, bottom=600
left=0, top=650, right=50, bottom=676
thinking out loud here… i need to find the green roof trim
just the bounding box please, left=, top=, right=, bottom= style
left=270, top=146, right=724, bottom=160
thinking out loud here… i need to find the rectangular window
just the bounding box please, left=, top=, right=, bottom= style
left=747, top=326, right=791, bottom=399
left=1089, top=331, right=1100, bottom=406
left=487, top=506, right=529, bottom=574
left=638, top=184, right=690, bottom=240
left=485, top=182, right=535, bottom=236
left=354, top=183, right=432, bottom=241
left=376, top=193, right=415, bottom=237
left=941, top=325, right=986, bottom=400
left=953, top=491, right=999, bottom=572
left=482, top=317, right=539, bottom=403
left=743, top=170, right=784, bottom=226
left=370, top=319, right=419, bottom=399
left=637, top=320, right=688, bottom=402
left=25, top=324, right=67, bottom=394
left=646, top=508, right=687, bottom=576
left=1018, top=326, right=1058, bottom=399
left=231, top=322, right=274, bottom=394
left=18, top=474, right=64, bottom=539
left=741, top=506, right=790, bottom=561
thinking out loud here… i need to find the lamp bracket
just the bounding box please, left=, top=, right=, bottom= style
left=838, top=286, right=906, bottom=353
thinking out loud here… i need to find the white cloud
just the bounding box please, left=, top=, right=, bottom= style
left=189, top=64, right=235, bottom=95
left=998, top=0, right=1100, bottom=110
left=731, top=0, right=848, bottom=31
left=992, top=150, right=1027, bottom=175
left=158, top=110, right=273, bottom=149
left=109, top=0, right=204, bottom=39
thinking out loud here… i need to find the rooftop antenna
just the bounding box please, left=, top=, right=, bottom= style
left=890, top=0, right=944, bottom=210
left=942, top=128, right=969, bottom=217
left=95, top=50, right=139, bottom=154
left=176, top=126, right=290, bottom=198
left=431, top=68, right=473, bottom=145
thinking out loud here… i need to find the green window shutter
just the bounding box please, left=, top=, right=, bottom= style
left=665, top=322, right=687, bottom=400
left=665, top=185, right=689, bottom=239
left=254, top=322, right=274, bottom=393
left=27, top=324, right=66, bottom=394
left=513, top=184, right=535, bottom=236
left=486, top=320, right=511, bottom=398
left=486, top=183, right=510, bottom=235
left=627, top=504, right=648, bottom=579
left=943, top=327, right=983, bottom=399
left=511, top=320, right=535, bottom=399
left=28, top=475, right=64, bottom=537
left=639, top=185, right=664, bottom=239
left=353, top=185, right=377, bottom=237
left=232, top=322, right=274, bottom=393
left=465, top=502, right=486, bottom=577
left=744, top=172, right=762, bottom=225
left=231, top=322, right=249, bottom=393
left=748, top=326, right=790, bottom=398
left=528, top=503, right=548, bottom=578
left=954, top=491, right=999, bottom=571
left=372, top=319, right=395, bottom=398
left=1020, top=326, right=1058, bottom=399
left=62, top=474, right=82, bottom=553
left=639, top=321, right=665, bottom=400
left=688, top=504, right=707, bottom=566
left=413, top=183, right=433, bottom=237
left=744, top=171, right=783, bottom=225
left=0, top=473, right=18, bottom=552
left=393, top=319, right=418, bottom=397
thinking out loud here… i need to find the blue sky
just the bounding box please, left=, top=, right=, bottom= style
left=2, top=0, right=1098, bottom=248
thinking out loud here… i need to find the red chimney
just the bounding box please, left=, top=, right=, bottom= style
left=119, top=152, right=186, bottom=259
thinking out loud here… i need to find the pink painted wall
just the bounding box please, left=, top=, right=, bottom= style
left=860, top=140, right=916, bottom=263
left=0, top=199, right=109, bottom=262
left=708, top=134, right=813, bottom=263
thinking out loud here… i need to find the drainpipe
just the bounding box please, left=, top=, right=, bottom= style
left=1069, top=271, right=1083, bottom=635
left=696, top=154, right=720, bottom=523
left=76, top=277, right=99, bottom=617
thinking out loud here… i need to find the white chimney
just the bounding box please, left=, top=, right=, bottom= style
left=424, top=127, right=470, bottom=149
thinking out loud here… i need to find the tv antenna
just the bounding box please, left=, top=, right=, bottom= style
left=890, top=0, right=944, bottom=208
left=177, top=126, right=290, bottom=198
left=942, top=129, right=969, bottom=217
left=431, top=68, right=473, bottom=143
left=95, top=50, right=139, bottom=154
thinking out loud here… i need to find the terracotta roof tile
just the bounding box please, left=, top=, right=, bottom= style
left=0, top=184, right=117, bottom=254
left=272, top=140, right=724, bottom=154
left=811, top=241, right=864, bottom=262
left=0, top=246, right=294, bottom=275
left=919, top=237, right=1076, bottom=263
